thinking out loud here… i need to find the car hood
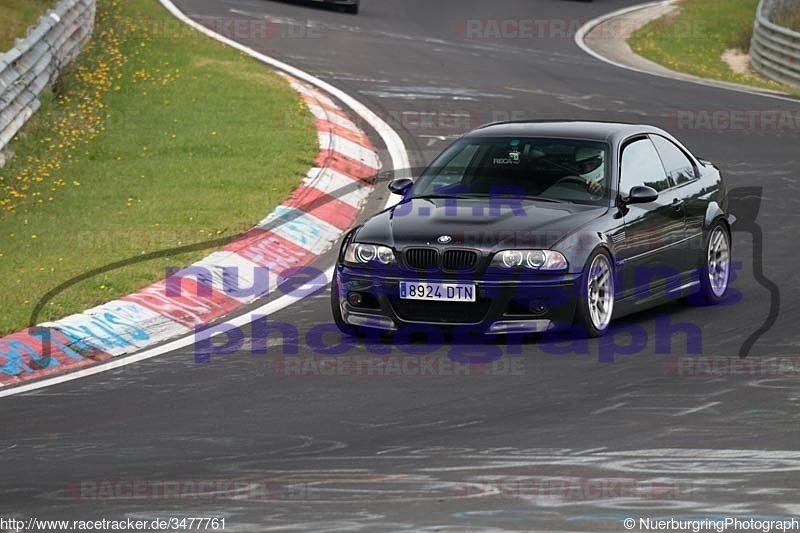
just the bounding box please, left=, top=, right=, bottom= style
left=354, top=197, right=606, bottom=250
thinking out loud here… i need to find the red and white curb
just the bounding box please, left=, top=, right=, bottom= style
left=0, top=75, right=380, bottom=389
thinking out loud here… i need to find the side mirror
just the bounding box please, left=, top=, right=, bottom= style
left=388, top=177, right=414, bottom=196
left=625, top=185, right=659, bottom=204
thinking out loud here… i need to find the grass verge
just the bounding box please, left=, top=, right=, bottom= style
left=628, top=0, right=800, bottom=95
left=0, top=0, right=57, bottom=51
left=0, top=0, right=317, bottom=334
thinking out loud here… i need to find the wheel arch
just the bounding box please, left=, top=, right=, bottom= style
left=703, top=202, right=732, bottom=245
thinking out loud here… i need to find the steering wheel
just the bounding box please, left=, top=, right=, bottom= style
left=554, top=175, right=603, bottom=200
left=555, top=175, right=590, bottom=187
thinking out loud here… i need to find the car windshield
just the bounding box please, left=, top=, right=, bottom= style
left=411, top=137, right=611, bottom=205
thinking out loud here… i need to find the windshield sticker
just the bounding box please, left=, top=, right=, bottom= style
left=494, top=148, right=521, bottom=165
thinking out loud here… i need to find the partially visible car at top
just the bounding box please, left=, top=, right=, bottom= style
left=332, top=121, right=734, bottom=337
left=317, top=0, right=359, bottom=14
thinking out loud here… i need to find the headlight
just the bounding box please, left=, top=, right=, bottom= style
left=344, top=243, right=397, bottom=265
left=490, top=250, right=568, bottom=271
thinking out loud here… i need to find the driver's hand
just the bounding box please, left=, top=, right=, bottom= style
left=586, top=179, right=601, bottom=194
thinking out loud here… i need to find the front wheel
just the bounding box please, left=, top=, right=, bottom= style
left=343, top=2, right=359, bottom=14
left=574, top=249, right=615, bottom=337
left=690, top=221, right=731, bottom=305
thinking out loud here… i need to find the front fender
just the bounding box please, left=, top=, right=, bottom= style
left=555, top=229, right=614, bottom=275
left=704, top=201, right=732, bottom=234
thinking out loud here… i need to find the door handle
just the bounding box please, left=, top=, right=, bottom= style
left=671, top=198, right=685, bottom=211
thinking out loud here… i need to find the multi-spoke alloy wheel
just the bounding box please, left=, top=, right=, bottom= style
left=707, top=225, right=731, bottom=298
left=689, top=221, right=732, bottom=306
left=576, top=249, right=615, bottom=337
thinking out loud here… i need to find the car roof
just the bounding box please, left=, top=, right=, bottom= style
left=465, top=120, right=667, bottom=144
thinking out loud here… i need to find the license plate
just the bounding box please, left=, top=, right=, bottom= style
left=398, top=281, right=476, bottom=302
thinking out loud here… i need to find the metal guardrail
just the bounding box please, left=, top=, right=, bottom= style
left=750, top=0, right=800, bottom=88
left=0, top=0, right=95, bottom=166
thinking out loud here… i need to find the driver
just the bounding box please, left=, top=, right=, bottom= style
left=574, top=147, right=605, bottom=194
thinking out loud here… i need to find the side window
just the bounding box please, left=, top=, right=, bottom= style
left=650, top=135, right=697, bottom=185
left=620, top=138, right=671, bottom=195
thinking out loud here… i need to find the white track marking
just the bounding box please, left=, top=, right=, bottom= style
left=672, top=402, right=721, bottom=417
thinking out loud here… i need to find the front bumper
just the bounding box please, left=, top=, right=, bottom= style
left=335, top=266, right=580, bottom=334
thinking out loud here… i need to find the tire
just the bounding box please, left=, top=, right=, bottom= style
left=690, top=221, right=731, bottom=305
left=574, top=249, right=615, bottom=337
left=343, top=2, right=359, bottom=14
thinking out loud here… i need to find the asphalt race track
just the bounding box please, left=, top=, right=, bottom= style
left=3, top=1, right=800, bottom=531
